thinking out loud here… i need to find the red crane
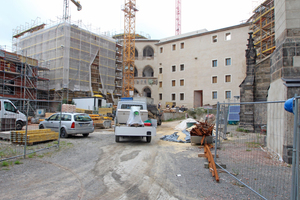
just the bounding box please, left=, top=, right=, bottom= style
left=175, top=0, right=181, bottom=35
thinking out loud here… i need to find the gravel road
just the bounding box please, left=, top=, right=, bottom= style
left=0, top=120, right=255, bottom=200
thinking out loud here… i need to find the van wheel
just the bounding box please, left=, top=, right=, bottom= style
left=39, top=124, right=44, bottom=129
left=115, top=136, right=120, bottom=143
left=146, top=136, right=151, bottom=143
left=60, top=128, right=68, bottom=138
left=83, top=133, right=89, bottom=137
left=16, top=121, right=23, bottom=130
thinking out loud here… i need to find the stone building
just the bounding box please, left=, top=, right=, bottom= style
left=131, top=23, right=251, bottom=108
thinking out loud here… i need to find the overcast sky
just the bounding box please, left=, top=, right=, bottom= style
left=0, top=0, right=259, bottom=48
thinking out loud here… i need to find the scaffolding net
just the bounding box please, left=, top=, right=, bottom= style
left=14, top=20, right=116, bottom=98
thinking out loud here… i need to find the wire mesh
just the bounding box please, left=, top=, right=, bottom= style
left=0, top=99, right=59, bottom=162
left=215, top=101, right=293, bottom=200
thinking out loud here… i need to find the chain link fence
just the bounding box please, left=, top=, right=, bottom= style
left=0, top=99, right=61, bottom=163
left=215, top=100, right=294, bottom=199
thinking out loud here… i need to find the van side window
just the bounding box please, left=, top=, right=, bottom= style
left=4, top=102, right=16, bottom=113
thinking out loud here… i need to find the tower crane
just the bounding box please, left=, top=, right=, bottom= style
left=175, top=0, right=181, bottom=35
left=63, top=0, right=82, bottom=21
left=122, top=0, right=138, bottom=97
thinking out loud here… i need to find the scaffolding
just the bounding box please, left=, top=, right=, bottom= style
left=13, top=19, right=117, bottom=102
left=250, top=0, right=275, bottom=60
left=0, top=48, right=51, bottom=115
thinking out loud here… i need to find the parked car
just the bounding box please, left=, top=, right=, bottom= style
left=39, top=112, right=94, bottom=138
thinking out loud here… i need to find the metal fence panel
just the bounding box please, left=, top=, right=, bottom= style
left=0, top=99, right=60, bottom=162
left=215, top=101, right=293, bottom=200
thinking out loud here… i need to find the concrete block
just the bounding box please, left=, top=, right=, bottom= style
left=191, top=136, right=213, bottom=144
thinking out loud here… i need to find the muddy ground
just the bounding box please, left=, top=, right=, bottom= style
left=0, top=120, right=257, bottom=200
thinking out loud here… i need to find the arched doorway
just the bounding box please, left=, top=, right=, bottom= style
left=142, top=65, right=154, bottom=77
left=143, top=87, right=151, bottom=98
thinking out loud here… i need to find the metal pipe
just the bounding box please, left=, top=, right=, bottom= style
left=214, top=102, right=220, bottom=161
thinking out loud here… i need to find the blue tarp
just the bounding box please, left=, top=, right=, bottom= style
left=160, top=130, right=191, bottom=143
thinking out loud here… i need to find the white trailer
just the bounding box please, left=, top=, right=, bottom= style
left=72, top=97, right=107, bottom=111
left=114, top=100, right=156, bottom=143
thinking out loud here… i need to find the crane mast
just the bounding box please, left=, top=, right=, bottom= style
left=122, top=0, right=138, bottom=97
left=175, top=0, right=181, bottom=35
left=63, top=0, right=82, bottom=21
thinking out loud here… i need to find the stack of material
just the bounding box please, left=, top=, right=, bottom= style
left=62, top=104, right=76, bottom=112
left=89, top=114, right=111, bottom=129
left=190, top=121, right=214, bottom=144
left=162, top=108, right=176, bottom=113
left=75, top=108, right=93, bottom=114
left=190, top=121, right=214, bottom=136
left=11, top=129, right=59, bottom=145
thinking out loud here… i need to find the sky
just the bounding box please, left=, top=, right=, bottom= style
left=0, top=0, right=259, bottom=48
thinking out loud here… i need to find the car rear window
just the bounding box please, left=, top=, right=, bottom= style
left=74, top=114, right=92, bottom=122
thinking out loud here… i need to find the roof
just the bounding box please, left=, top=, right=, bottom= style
left=156, top=23, right=251, bottom=45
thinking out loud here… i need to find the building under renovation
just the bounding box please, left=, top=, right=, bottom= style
left=13, top=20, right=117, bottom=102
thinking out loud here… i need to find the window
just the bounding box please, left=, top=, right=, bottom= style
left=172, top=65, right=176, bottom=72
left=160, top=47, right=163, bottom=53
left=225, top=58, right=231, bottom=66
left=143, top=46, right=154, bottom=57
left=225, top=33, right=231, bottom=41
left=225, top=75, right=231, bottom=82
left=172, top=44, right=176, bottom=51
left=172, top=93, right=176, bottom=101
left=180, top=64, right=184, bottom=71
left=212, top=60, right=218, bottom=67
left=212, top=91, right=217, bottom=99
left=180, top=42, right=184, bottom=49
left=180, top=93, right=184, bottom=100
left=180, top=79, right=184, bottom=86
left=172, top=80, right=176, bottom=87
left=159, top=68, right=162, bottom=74
left=212, top=35, right=217, bottom=43
left=159, top=81, right=162, bottom=88
left=159, top=93, right=162, bottom=100
left=225, top=91, right=231, bottom=99
left=4, top=101, right=17, bottom=113
left=212, top=76, right=217, bottom=83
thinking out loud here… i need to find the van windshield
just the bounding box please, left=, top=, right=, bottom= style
left=4, top=102, right=17, bottom=112
left=120, top=104, right=143, bottom=110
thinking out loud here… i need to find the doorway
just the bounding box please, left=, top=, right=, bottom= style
left=194, top=90, right=203, bottom=108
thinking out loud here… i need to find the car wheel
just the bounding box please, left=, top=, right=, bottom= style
left=60, top=128, right=68, bottom=138
left=146, top=136, right=151, bottom=143
left=39, top=124, right=44, bottom=129
left=16, top=121, right=23, bottom=130
left=115, top=136, right=120, bottom=143
left=83, top=133, right=89, bottom=137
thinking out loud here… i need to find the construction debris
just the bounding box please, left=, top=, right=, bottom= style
left=190, top=121, right=214, bottom=137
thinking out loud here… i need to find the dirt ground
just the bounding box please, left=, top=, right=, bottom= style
left=0, top=120, right=259, bottom=200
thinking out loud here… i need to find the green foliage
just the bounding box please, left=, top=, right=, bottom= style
left=14, top=160, right=23, bottom=165
left=1, top=161, right=9, bottom=167
left=236, top=127, right=249, bottom=133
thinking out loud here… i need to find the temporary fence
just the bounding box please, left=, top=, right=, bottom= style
left=214, top=100, right=295, bottom=200
left=0, top=99, right=62, bottom=163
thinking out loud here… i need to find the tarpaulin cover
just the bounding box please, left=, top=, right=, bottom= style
left=160, top=130, right=191, bottom=143
left=127, top=106, right=144, bottom=126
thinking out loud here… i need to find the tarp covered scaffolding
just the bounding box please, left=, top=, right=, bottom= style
left=13, top=20, right=117, bottom=101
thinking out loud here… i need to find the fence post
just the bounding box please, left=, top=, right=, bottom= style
left=291, top=96, right=299, bottom=200
left=23, top=99, right=30, bottom=158
left=214, top=102, right=220, bottom=161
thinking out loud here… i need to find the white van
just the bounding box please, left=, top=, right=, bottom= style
left=0, top=99, right=27, bottom=130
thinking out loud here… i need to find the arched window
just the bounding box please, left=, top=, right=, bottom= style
left=142, top=65, right=154, bottom=77
left=143, top=87, right=151, bottom=98
left=134, top=66, right=138, bottom=77
left=135, top=48, right=138, bottom=58
left=143, top=46, right=154, bottom=58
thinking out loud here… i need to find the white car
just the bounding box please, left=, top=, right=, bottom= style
left=39, top=112, right=94, bottom=138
